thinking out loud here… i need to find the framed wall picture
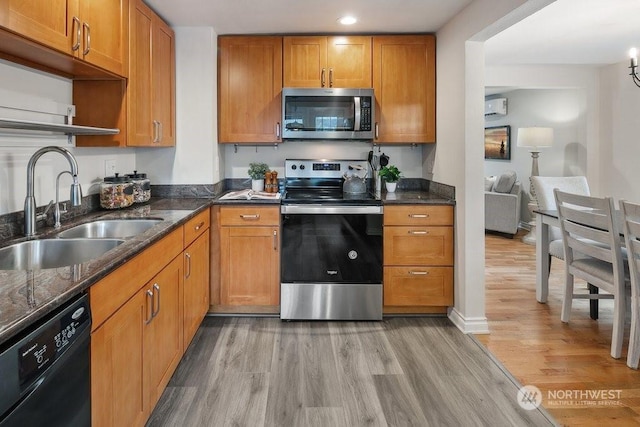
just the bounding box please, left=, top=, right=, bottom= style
left=484, top=125, right=511, bottom=160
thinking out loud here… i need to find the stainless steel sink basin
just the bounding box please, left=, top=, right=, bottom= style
left=56, top=219, right=163, bottom=239
left=0, top=238, right=124, bottom=270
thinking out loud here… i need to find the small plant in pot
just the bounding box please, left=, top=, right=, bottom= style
left=248, top=162, right=269, bottom=192
left=378, top=165, right=402, bottom=192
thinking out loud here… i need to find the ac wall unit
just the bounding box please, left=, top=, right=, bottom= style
left=484, top=98, right=507, bottom=116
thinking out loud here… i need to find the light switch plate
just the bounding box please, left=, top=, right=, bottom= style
left=104, top=159, right=116, bottom=177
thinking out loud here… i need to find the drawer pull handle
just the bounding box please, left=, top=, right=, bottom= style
left=409, top=214, right=429, bottom=218
left=408, top=230, right=428, bottom=235
left=409, top=271, right=429, bottom=275
left=240, top=214, right=260, bottom=220
left=185, top=252, right=192, bottom=278
left=194, top=221, right=205, bottom=231
left=145, top=289, right=154, bottom=324
left=273, top=230, right=278, bottom=250
left=152, top=284, right=161, bottom=318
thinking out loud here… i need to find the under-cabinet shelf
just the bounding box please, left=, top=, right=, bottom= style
left=0, top=118, right=119, bottom=135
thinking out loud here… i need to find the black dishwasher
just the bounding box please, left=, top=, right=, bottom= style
left=0, top=293, right=91, bottom=427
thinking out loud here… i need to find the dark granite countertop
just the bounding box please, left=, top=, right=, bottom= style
left=0, top=198, right=212, bottom=346
left=379, top=190, right=455, bottom=205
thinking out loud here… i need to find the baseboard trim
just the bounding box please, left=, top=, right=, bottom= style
left=448, top=307, right=490, bottom=334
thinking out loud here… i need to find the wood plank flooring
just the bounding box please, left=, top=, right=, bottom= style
left=479, top=231, right=640, bottom=426
left=147, top=316, right=552, bottom=426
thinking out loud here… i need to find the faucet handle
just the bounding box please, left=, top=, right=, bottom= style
left=36, top=200, right=54, bottom=221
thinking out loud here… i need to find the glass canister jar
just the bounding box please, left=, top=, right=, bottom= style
left=100, top=173, right=134, bottom=209
left=126, top=170, right=151, bottom=203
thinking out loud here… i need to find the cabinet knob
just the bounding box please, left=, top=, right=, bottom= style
left=194, top=221, right=205, bottom=231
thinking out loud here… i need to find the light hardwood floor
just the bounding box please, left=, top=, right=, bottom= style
left=147, top=315, right=552, bottom=426
left=478, top=231, right=640, bottom=426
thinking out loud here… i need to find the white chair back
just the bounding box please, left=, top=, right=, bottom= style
left=620, top=200, right=640, bottom=369
left=554, top=189, right=626, bottom=358
left=531, top=176, right=590, bottom=241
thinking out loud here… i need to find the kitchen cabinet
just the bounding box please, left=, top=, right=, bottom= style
left=373, top=35, right=436, bottom=144
left=183, top=210, right=211, bottom=350
left=283, top=36, right=372, bottom=88
left=218, top=36, right=283, bottom=144
left=218, top=206, right=280, bottom=311
left=0, top=0, right=129, bottom=77
left=127, top=0, right=175, bottom=146
left=383, top=205, right=454, bottom=313
left=90, top=227, right=184, bottom=427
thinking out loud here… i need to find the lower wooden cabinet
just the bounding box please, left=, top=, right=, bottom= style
left=90, top=210, right=211, bottom=427
left=217, top=206, right=280, bottom=311
left=92, top=255, right=183, bottom=427
left=383, top=205, right=454, bottom=313
left=183, top=231, right=210, bottom=349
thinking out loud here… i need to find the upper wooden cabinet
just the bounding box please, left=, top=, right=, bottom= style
left=74, top=0, right=175, bottom=147
left=218, top=36, right=283, bottom=144
left=373, top=35, right=436, bottom=144
left=1, top=0, right=128, bottom=77
left=127, top=0, right=175, bottom=146
left=283, top=36, right=372, bottom=88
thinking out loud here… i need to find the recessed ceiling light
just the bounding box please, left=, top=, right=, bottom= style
left=338, top=16, right=357, bottom=26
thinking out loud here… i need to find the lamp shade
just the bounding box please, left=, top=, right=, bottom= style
left=517, top=127, right=554, bottom=148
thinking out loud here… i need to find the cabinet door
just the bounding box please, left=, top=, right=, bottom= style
left=220, top=226, right=279, bottom=306
left=373, top=35, right=435, bottom=143
left=384, top=266, right=453, bottom=306
left=283, top=36, right=371, bottom=88
left=283, top=36, right=327, bottom=88
left=77, top=0, right=128, bottom=76
left=128, top=0, right=175, bottom=147
left=183, top=231, right=210, bottom=350
left=151, top=16, right=176, bottom=146
left=92, top=291, right=146, bottom=427
left=144, top=256, right=184, bottom=412
left=327, top=36, right=372, bottom=88
left=218, top=36, right=283, bottom=143
left=384, top=226, right=453, bottom=266
left=1, top=0, right=79, bottom=54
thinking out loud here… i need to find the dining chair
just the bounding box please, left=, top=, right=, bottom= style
left=554, top=189, right=627, bottom=359
left=620, top=200, right=640, bottom=369
left=532, top=176, right=600, bottom=318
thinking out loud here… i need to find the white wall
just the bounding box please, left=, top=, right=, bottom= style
left=598, top=61, right=640, bottom=202
left=484, top=88, right=588, bottom=221
left=136, top=27, right=220, bottom=185
left=0, top=60, right=135, bottom=215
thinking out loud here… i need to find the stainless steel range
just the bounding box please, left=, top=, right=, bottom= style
left=280, top=159, right=383, bottom=320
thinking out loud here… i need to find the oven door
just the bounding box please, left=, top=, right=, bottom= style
left=280, top=204, right=383, bottom=320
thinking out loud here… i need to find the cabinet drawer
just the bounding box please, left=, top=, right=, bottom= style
left=219, top=206, right=279, bottom=226
left=384, top=266, right=453, bottom=306
left=384, top=205, right=453, bottom=226
left=184, top=209, right=210, bottom=248
left=384, top=226, right=453, bottom=266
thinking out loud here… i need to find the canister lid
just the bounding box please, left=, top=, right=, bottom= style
left=126, top=170, right=147, bottom=179
left=103, top=173, right=131, bottom=183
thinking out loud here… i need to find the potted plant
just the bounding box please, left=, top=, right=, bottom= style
left=248, top=162, right=269, bottom=191
left=378, top=165, right=402, bottom=192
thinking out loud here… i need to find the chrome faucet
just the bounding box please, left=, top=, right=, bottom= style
left=25, top=146, right=82, bottom=237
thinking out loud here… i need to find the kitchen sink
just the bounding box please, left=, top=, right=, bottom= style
left=0, top=238, right=125, bottom=270
left=55, top=219, right=163, bottom=239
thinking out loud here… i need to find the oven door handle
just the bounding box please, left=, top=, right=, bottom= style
left=281, top=204, right=383, bottom=215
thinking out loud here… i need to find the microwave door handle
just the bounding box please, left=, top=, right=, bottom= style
left=354, top=96, right=361, bottom=131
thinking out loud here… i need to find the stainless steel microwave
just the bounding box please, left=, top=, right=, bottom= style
left=281, top=88, right=375, bottom=140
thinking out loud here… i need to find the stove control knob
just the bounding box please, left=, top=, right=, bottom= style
left=291, top=165, right=297, bottom=170
left=299, top=164, right=305, bottom=170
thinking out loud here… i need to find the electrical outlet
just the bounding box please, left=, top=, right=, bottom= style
left=104, top=159, right=116, bottom=177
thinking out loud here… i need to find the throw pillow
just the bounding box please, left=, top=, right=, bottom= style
left=484, top=176, right=497, bottom=191
left=493, top=170, right=517, bottom=193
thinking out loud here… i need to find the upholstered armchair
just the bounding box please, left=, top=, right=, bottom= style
left=485, top=171, right=522, bottom=237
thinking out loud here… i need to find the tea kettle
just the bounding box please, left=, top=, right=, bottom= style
left=343, top=164, right=367, bottom=194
